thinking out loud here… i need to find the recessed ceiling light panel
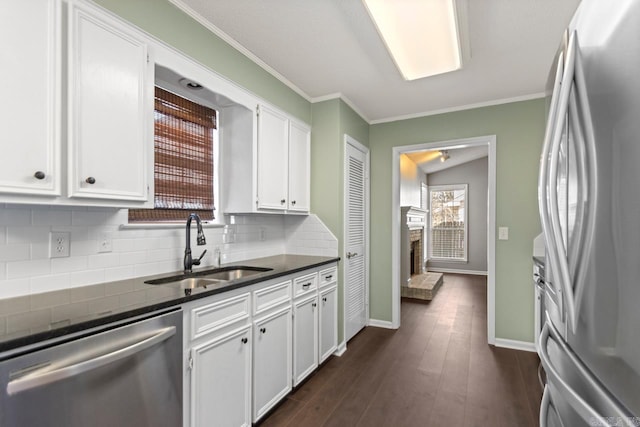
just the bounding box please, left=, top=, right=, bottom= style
left=363, top=0, right=463, bottom=80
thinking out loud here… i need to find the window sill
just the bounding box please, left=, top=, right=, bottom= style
left=120, top=220, right=226, bottom=230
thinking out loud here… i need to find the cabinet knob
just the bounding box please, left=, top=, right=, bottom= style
left=34, top=171, right=46, bottom=180
left=291, top=200, right=296, bottom=205
left=312, top=302, right=317, bottom=308
left=241, top=337, right=248, bottom=344
left=280, top=199, right=286, bottom=204
left=85, top=177, right=96, bottom=185
left=260, top=327, right=266, bottom=334
left=323, top=297, right=327, bottom=303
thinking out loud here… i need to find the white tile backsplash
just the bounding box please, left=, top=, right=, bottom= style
left=0, top=205, right=338, bottom=299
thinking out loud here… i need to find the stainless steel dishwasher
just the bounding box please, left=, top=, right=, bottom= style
left=0, top=308, right=182, bottom=427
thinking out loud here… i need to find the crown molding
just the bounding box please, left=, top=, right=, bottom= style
left=369, top=92, right=546, bottom=124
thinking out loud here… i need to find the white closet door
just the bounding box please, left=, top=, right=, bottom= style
left=344, top=137, right=369, bottom=342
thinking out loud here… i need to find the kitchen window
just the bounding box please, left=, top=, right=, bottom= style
left=129, top=86, right=217, bottom=222
left=429, top=184, right=468, bottom=262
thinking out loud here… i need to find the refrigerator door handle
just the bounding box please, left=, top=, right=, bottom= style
left=538, top=49, right=565, bottom=312
left=569, top=41, right=598, bottom=328
left=538, top=322, right=610, bottom=426
left=548, top=31, right=578, bottom=333
left=540, top=385, right=565, bottom=427
left=539, top=321, right=633, bottom=426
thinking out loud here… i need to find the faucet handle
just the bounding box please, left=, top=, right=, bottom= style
left=193, top=249, right=207, bottom=266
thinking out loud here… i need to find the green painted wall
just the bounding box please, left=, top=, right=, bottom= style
left=369, top=99, right=545, bottom=342
left=311, top=99, right=369, bottom=342
left=94, top=0, right=311, bottom=123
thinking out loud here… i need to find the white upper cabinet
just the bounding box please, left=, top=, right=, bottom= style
left=257, top=105, right=289, bottom=210
left=67, top=1, right=153, bottom=204
left=287, top=120, right=311, bottom=212
left=0, top=0, right=61, bottom=197
left=0, top=0, right=153, bottom=207
left=222, top=103, right=311, bottom=214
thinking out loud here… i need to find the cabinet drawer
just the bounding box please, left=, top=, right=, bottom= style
left=191, top=293, right=250, bottom=340
left=319, top=267, right=337, bottom=287
left=254, top=280, right=292, bottom=315
left=294, top=272, right=318, bottom=297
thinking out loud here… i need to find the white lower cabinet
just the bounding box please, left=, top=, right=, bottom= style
left=293, top=294, right=319, bottom=386
left=319, top=284, right=338, bottom=363
left=183, top=262, right=338, bottom=426
left=253, top=305, right=292, bottom=422
left=190, top=325, right=251, bottom=427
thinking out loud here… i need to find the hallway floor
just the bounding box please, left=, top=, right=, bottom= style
left=259, top=273, right=542, bottom=427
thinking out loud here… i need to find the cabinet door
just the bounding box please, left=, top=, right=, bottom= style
left=288, top=120, right=311, bottom=212
left=190, top=326, right=251, bottom=427
left=319, top=285, right=338, bottom=363
left=253, top=306, right=292, bottom=422
left=257, top=105, right=289, bottom=210
left=0, top=0, right=60, bottom=196
left=293, top=294, right=318, bottom=386
left=67, top=1, right=152, bottom=203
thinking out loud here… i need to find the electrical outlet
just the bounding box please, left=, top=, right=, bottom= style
left=98, top=232, right=113, bottom=253
left=50, top=232, right=71, bottom=258
left=498, top=227, right=509, bottom=240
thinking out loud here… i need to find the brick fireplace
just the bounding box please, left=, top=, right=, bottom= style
left=409, top=229, right=424, bottom=276
left=400, top=206, right=427, bottom=286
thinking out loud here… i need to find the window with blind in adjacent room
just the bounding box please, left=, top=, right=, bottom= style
left=429, top=184, right=468, bottom=262
left=129, top=87, right=217, bottom=222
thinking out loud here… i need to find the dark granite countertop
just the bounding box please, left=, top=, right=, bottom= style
left=0, top=254, right=339, bottom=356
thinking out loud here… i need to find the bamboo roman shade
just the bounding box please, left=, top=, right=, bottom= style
left=129, top=87, right=217, bottom=222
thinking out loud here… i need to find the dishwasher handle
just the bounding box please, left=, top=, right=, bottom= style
left=7, top=326, right=176, bottom=396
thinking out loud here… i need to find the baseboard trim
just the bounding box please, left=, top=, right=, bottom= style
left=427, top=268, right=488, bottom=276
left=333, top=341, right=347, bottom=357
left=494, top=338, right=537, bottom=353
left=368, top=319, right=395, bottom=329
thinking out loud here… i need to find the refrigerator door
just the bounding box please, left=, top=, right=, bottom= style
left=560, top=0, right=640, bottom=416
left=539, top=321, right=633, bottom=426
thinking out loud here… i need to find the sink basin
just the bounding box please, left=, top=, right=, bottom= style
left=144, top=266, right=273, bottom=287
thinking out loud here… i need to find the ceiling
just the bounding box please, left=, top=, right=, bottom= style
left=405, top=145, right=488, bottom=174
left=172, top=0, right=580, bottom=123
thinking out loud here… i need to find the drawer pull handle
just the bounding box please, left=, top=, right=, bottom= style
left=260, top=327, right=266, bottom=334
left=241, top=337, right=248, bottom=344
left=324, top=275, right=333, bottom=280
left=34, top=171, right=46, bottom=180
left=302, top=283, right=312, bottom=289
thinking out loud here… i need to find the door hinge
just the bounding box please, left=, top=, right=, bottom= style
left=256, top=104, right=260, bottom=117
left=146, top=53, right=150, bottom=63
left=188, top=352, right=194, bottom=371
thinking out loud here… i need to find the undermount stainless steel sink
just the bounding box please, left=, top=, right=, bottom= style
left=144, top=266, right=273, bottom=292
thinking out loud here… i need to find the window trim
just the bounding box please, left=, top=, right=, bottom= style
left=127, top=76, right=223, bottom=226
left=428, top=183, right=468, bottom=263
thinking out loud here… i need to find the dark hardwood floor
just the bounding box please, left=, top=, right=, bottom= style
left=259, top=273, right=542, bottom=427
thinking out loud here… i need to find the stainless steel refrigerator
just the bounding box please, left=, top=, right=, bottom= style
left=538, top=0, right=640, bottom=425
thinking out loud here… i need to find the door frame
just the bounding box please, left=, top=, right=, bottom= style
left=391, top=135, right=497, bottom=344
left=343, top=134, right=370, bottom=342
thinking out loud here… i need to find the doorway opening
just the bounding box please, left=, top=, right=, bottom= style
left=391, top=135, right=497, bottom=344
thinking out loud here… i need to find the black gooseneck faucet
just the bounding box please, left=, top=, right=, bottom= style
left=184, top=213, right=207, bottom=273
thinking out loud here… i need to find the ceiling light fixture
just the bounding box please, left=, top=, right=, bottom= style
left=440, top=150, right=450, bottom=162
left=362, top=0, right=463, bottom=80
